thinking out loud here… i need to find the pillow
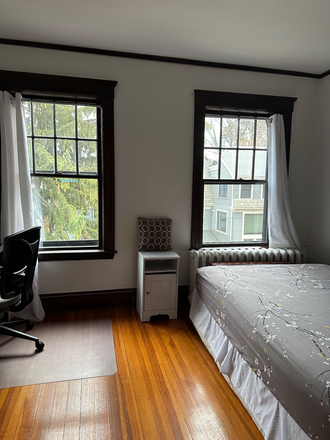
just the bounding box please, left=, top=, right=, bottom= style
left=137, top=217, right=173, bottom=251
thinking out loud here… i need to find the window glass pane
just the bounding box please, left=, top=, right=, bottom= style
left=216, top=211, right=227, bottom=233
left=239, top=119, right=254, bottom=148
left=244, top=214, right=263, bottom=234
left=33, top=102, right=54, bottom=137
left=237, top=150, right=253, bottom=179
left=78, top=141, right=98, bottom=174
left=77, top=105, right=97, bottom=139
left=23, top=101, right=32, bottom=136
left=205, top=116, right=220, bottom=148
left=256, top=119, right=268, bottom=149
left=219, top=184, right=228, bottom=198
left=35, top=139, right=55, bottom=173
left=254, top=150, right=267, bottom=180
left=241, top=184, right=251, bottom=198
left=221, top=118, right=238, bottom=148
left=220, top=149, right=236, bottom=179
left=252, top=184, right=262, bottom=199
left=31, top=176, right=99, bottom=246
left=203, top=149, right=219, bottom=179
left=56, top=104, right=75, bottom=138
left=202, top=184, right=266, bottom=244
left=57, top=140, right=77, bottom=173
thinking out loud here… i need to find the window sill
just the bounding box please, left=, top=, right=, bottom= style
left=38, top=249, right=116, bottom=261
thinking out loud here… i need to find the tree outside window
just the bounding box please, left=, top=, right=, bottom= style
left=24, top=100, right=100, bottom=248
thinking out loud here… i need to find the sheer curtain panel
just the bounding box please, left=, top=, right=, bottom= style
left=0, top=91, right=45, bottom=321
left=267, top=114, right=301, bottom=250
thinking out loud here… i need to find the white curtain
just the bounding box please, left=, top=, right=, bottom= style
left=0, top=91, right=45, bottom=321
left=267, top=114, right=301, bottom=250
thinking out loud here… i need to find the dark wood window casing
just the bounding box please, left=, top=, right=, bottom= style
left=191, top=90, right=297, bottom=250
left=0, top=70, right=117, bottom=261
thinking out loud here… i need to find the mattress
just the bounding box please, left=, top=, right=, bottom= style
left=194, top=264, right=330, bottom=440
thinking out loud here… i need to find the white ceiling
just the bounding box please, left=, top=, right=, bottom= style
left=1, top=0, right=330, bottom=75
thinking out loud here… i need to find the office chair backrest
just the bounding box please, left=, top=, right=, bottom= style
left=0, top=227, right=41, bottom=312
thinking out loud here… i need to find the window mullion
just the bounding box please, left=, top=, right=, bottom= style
left=30, top=102, right=36, bottom=174
left=75, top=105, right=79, bottom=175
left=218, top=117, right=222, bottom=180
left=53, top=102, right=58, bottom=173
left=235, top=118, right=240, bottom=179
left=252, top=118, right=257, bottom=179
left=96, top=106, right=103, bottom=248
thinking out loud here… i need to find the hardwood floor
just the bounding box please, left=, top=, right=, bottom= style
left=0, top=304, right=263, bottom=440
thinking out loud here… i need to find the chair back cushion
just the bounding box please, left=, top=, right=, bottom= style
left=0, top=227, right=40, bottom=311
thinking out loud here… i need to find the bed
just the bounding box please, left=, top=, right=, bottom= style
left=190, top=263, right=330, bottom=440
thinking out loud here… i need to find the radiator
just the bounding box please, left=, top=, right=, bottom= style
left=189, top=247, right=306, bottom=294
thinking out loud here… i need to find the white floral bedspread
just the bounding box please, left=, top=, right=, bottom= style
left=196, top=264, right=330, bottom=440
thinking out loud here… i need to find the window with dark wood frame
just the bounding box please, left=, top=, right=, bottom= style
left=0, top=70, right=117, bottom=261
left=191, top=90, right=296, bottom=250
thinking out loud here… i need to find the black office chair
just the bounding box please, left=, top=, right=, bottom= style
left=0, top=227, right=45, bottom=351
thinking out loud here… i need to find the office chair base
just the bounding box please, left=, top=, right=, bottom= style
left=1, top=318, right=33, bottom=331
left=0, top=321, right=45, bottom=351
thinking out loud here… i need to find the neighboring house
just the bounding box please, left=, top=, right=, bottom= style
left=203, top=149, right=265, bottom=244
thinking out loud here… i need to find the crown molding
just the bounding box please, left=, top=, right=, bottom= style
left=0, top=38, right=327, bottom=79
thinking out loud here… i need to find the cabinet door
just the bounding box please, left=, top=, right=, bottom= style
left=144, top=273, right=177, bottom=311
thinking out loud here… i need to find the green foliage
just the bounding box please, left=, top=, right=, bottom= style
left=25, top=101, right=99, bottom=244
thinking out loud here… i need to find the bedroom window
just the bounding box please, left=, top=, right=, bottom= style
left=0, top=70, right=117, bottom=261
left=203, top=114, right=268, bottom=245
left=24, top=100, right=100, bottom=250
left=191, top=90, right=296, bottom=249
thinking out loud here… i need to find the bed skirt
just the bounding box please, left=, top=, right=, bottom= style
left=189, top=289, right=309, bottom=440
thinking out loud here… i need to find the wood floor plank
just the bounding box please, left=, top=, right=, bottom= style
left=0, top=387, right=14, bottom=433
left=63, top=379, right=82, bottom=440
left=106, top=375, right=125, bottom=440
left=13, top=385, right=41, bottom=440
left=119, top=307, right=192, bottom=440
left=46, top=381, right=70, bottom=440
left=181, top=313, right=264, bottom=437
left=31, top=382, right=57, bottom=440
left=0, top=385, right=41, bottom=440
left=110, top=307, right=144, bottom=439
left=165, top=317, right=262, bottom=440
left=147, top=319, right=227, bottom=440
left=80, top=377, right=112, bottom=440
left=136, top=317, right=194, bottom=440
left=114, top=307, right=161, bottom=440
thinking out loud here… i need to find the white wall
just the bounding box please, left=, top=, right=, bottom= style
left=308, top=74, right=330, bottom=263
left=0, top=44, right=320, bottom=294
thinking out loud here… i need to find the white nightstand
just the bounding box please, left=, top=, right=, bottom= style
left=137, top=251, right=180, bottom=322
